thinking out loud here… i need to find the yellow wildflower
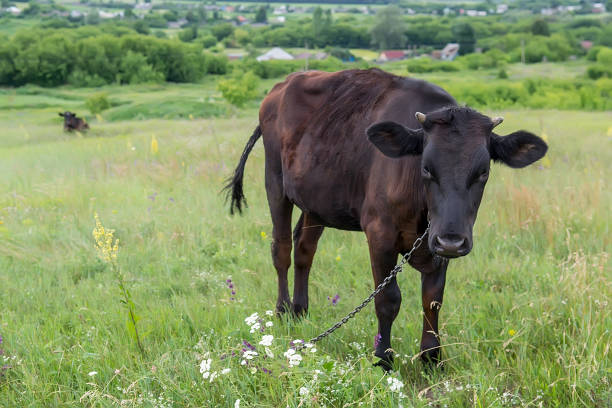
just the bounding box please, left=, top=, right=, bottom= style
left=151, top=135, right=159, bottom=155
left=260, top=231, right=267, bottom=240
left=607, top=127, right=612, bottom=137
left=92, top=213, right=119, bottom=264
left=189, top=114, right=194, bottom=120
left=508, top=329, right=516, bottom=336
left=335, top=255, right=341, bottom=261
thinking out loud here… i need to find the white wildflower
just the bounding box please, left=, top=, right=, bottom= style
left=265, top=310, right=274, bottom=316
left=88, top=371, right=98, bottom=377
left=245, top=312, right=259, bottom=326
left=284, top=349, right=303, bottom=367
left=243, top=350, right=258, bottom=360
left=265, top=321, right=273, bottom=327
left=387, top=376, right=404, bottom=393
left=265, top=347, right=274, bottom=358
left=199, top=359, right=212, bottom=374
left=299, top=386, right=309, bottom=396
left=235, top=399, right=240, bottom=408
left=209, top=371, right=218, bottom=383
left=221, top=368, right=231, bottom=375
left=249, top=322, right=261, bottom=333
left=259, top=335, right=274, bottom=347
left=240, top=360, right=247, bottom=366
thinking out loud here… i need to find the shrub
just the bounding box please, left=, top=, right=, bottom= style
left=85, top=93, right=111, bottom=114
left=119, top=51, right=164, bottom=84
left=405, top=58, right=460, bottom=73
left=199, top=35, right=218, bottom=49
left=217, top=71, right=259, bottom=107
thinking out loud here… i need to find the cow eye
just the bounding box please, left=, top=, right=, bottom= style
left=422, top=166, right=433, bottom=180
left=478, top=170, right=489, bottom=182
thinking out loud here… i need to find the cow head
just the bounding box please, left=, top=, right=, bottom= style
left=367, top=106, right=547, bottom=258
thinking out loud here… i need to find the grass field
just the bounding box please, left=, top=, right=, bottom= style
left=0, top=79, right=610, bottom=407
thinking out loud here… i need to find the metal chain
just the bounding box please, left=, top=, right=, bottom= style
left=294, top=222, right=430, bottom=352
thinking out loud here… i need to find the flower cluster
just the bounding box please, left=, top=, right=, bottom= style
left=226, top=278, right=236, bottom=301
left=283, top=348, right=303, bottom=367
left=387, top=376, right=404, bottom=393
left=240, top=341, right=259, bottom=366
left=92, top=213, right=119, bottom=264
left=199, top=355, right=231, bottom=383
left=244, top=312, right=273, bottom=334
left=327, top=294, right=340, bottom=306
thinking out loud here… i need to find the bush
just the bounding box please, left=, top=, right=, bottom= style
left=85, top=93, right=111, bottom=114
left=118, top=51, right=160, bottom=84
left=217, top=71, right=259, bottom=107
left=586, top=47, right=612, bottom=80
left=203, top=53, right=228, bottom=75
left=199, top=35, right=218, bottom=49
left=405, top=58, right=460, bottom=73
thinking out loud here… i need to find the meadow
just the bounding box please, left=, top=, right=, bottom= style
left=0, top=68, right=611, bottom=407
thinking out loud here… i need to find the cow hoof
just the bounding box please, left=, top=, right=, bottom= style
left=292, top=303, right=308, bottom=317
left=420, top=347, right=442, bottom=368
left=374, top=350, right=394, bottom=372
left=275, top=301, right=292, bottom=316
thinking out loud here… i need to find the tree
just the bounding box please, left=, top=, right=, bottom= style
left=531, top=19, right=550, bottom=36
left=211, top=23, right=234, bottom=41
left=255, top=6, right=267, bottom=23
left=370, top=6, right=406, bottom=50
left=452, top=23, right=475, bottom=55
left=217, top=71, right=259, bottom=108
left=85, top=93, right=111, bottom=114
left=178, top=26, right=197, bottom=43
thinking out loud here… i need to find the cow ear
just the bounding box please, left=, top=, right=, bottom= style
left=490, top=131, right=548, bottom=168
left=59, top=112, right=64, bottom=117
left=367, top=121, right=424, bottom=157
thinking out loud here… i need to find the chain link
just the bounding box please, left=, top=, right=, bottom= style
left=294, top=222, right=430, bottom=352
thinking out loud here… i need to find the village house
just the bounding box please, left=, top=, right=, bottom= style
left=377, top=50, right=407, bottom=62
left=256, top=47, right=294, bottom=62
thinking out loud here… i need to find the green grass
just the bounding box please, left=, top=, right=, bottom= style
left=0, top=78, right=610, bottom=407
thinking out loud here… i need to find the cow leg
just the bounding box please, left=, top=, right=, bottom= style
left=411, top=256, right=448, bottom=365
left=265, top=170, right=294, bottom=315
left=366, top=226, right=401, bottom=370
left=292, top=212, right=324, bottom=316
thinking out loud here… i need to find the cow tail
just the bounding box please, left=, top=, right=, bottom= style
left=224, top=125, right=262, bottom=215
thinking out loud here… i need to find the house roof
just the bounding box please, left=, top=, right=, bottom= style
left=441, top=43, right=460, bottom=54
left=380, top=50, right=405, bottom=59
left=256, top=47, right=294, bottom=62
left=294, top=52, right=328, bottom=60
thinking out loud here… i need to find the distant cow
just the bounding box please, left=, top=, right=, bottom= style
left=226, top=69, right=547, bottom=368
left=59, top=111, right=89, bottom=132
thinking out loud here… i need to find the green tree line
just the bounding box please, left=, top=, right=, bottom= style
left=0, top=27, right=228, bottom=87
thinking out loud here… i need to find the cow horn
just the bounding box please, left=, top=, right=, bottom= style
left=415, top=112, right=426, bottom=124
left=492, top=116, right=504, bottom=128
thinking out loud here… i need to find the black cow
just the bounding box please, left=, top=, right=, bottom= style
left=59, top=111, right=89, bottom=132
left=226, top=68, right=547, bottom=368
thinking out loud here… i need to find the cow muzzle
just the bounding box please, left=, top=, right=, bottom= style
left=433, top=234, right=471, bottom=258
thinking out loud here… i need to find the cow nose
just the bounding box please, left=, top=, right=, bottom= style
left=434, top=235, right=468, bottom=258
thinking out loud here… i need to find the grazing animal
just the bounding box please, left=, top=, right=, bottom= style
left=59, top=111, right=89, bottom=132
left=226, top=68, right=547, bottom=368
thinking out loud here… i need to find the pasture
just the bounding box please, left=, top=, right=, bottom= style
left=0, top=83, right=610, bottom=407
